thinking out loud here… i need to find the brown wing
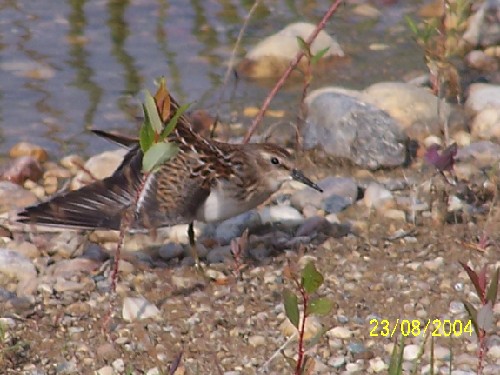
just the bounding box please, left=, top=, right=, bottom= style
left=16, top=146, right=212, bottom=230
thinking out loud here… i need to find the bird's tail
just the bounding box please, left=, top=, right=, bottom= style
left=16, top=147, right=144, bottom=230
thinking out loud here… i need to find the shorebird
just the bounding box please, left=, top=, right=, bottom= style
left=16, top=96, right=322, bottom=263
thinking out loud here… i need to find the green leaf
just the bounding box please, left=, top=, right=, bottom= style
left=144, top=90, right=163, bottom=134
left=311, top=47, right=330, bottom=65
left=307, top=297, right=333, bottom=316
left=486, top=267, right=499, bottom=305
left=404, top=15, right=418, bottom=35
left=296, top=36, right=309, bottom=54
left=283, top=289, right=299, bottom=329
left=301, top=262, right=324, bottom=294
left=462, top=300, right=479, bottom=335
left=139, top=108, right=155, bottom=153
left=142, top=141, right=179, bottom=172
left=388, top=335, right=405, bottom=375
left=160, top=103, right=190, bottom=141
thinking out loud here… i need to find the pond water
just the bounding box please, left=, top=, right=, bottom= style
left=0, top=0, right=428, bottom=159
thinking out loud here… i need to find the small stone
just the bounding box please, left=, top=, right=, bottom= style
left=259, top=205, right=304, bottom=225
left=329, top=356, right=346, bottom=368
left=60, top=154, right=86, bottom=174
left=49, top=258, right=101, bottom=277
left=449, top=301, right=465, bottom=315
left=327, top=326, right=352, bottom=339
left=403, top=344, right=419, bottom=360
left=206, top=246, right=232, bottom=264
left=248, top=335, right=266, bottom=347
left=112, top=358, right=125, bottom=372
left=488, top=345, right=500, bottom=360
left=146, top=368, right=161, bottom=375
left=3, top=156, right=43, bottom=184
left=0, top=249, right=37, bottom=282
left=369, top=357, right=386, bottom=372
left=423, top=257, right=444, bottom=271
left=54, top=278, right=87, bottom=293
left=122, top=296, right=161, bottom=322
left=9, top=142, right=48, bottom=162
left=48, top=232, right=86, bottom=259
left=0, top=181, right=38, bottom=211
left=280, top=314, right=322, bottom=340
left=95, top=366, right=114, bottom=375
left=9, top=241, right=40, bottom=259
left=158, top=243, right=184, bottom=260
left=215, top=210, right=261, bottom=245
left=364, top=183, right=395, bottom=210
left=345, top=363, right=362, bottom=372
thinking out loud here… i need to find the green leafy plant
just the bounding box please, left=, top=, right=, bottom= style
left=460, top=262, right=499, bottom=375
left=139, top=78, right=189, bottom=172
left=283, top=261, right=333, bottom=374
left=405, top=0, right=472, bottom=103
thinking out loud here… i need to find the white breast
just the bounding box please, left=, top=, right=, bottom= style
left=195, top=181, right=271, bottom=223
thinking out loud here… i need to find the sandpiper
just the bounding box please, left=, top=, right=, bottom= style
left=16, top=96, right=322, bottom=261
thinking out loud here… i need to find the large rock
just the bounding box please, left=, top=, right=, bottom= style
left=0, top=249, right=37, bottom=282
left=238, top=22, right=344, bottom=79
left=361, top=82, right=450, bottom=140
left=303, top=89, right=407, bottom=169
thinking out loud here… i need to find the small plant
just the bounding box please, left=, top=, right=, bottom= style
left=405, top=0, right=472, bottom=102
left=459, top=262, right=499, bottom=375
left=282, top=261, right=333, bottom=374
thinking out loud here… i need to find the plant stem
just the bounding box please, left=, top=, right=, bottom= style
left=242, top=0, right=344, bottom=144
left=295, top=285, right=308, bottom=374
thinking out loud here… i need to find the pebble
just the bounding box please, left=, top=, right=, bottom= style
left=259, top=205, right=303, bottom=225
left=112, top=358, right=125, bottom=372
left=158, top=242, right=184, bottom=260
left=488, top=345, right=500, bottom=360
left=403, top=344, right=420, bottom=360
left=95, top=366, right=114, bottom=375
left=3, top=156, right=43, bottom=184
left=9, top=142, right=48, bottom=162
left=206, top=245, right=232, bottom=264
left=49, top=258, right=101, bottom=277
left=369, top=357, right=386, bottom=372
left=465, top=83, right=500, bottom=113
left=122, top=296, right=161, bottom=322
left=48, top=231, right=86, bottom=259
left=280, top=314, right=322, bottom=340
left=0, top=248, right=37, bottom=282
left=423, top=257, right=444, bottom=271
left=363, top=182, right=395, bottom=210
left=327, top=326, right=352, bottom=339
left=248, top=335, right=266, bottom=347
left=329, top=356, right=346, bottom=368
left=215, top=210, right=261, bottom=245
left=0, top=181, right=38, bottom=212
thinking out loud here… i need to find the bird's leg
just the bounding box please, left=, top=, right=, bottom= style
left=188, top=222, right=203, bottom=271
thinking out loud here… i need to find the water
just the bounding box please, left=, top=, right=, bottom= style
left=0, top=0, right=427, bottom=159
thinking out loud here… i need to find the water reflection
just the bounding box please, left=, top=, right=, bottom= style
left=0, top=0, right=424, bottom=158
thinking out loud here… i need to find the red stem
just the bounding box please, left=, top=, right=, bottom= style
left=295, top=285, right=308, bottom=374
left=242, top=0, right=344, bottom=144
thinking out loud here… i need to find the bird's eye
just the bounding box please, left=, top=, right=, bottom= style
left=270, top=157, right=280, bottom=165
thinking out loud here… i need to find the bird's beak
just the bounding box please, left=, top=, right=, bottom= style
left=291, top=169, right=323, bottom=192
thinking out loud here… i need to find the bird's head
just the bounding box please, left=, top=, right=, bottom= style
left=250, top=144, right=323, bottom=193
